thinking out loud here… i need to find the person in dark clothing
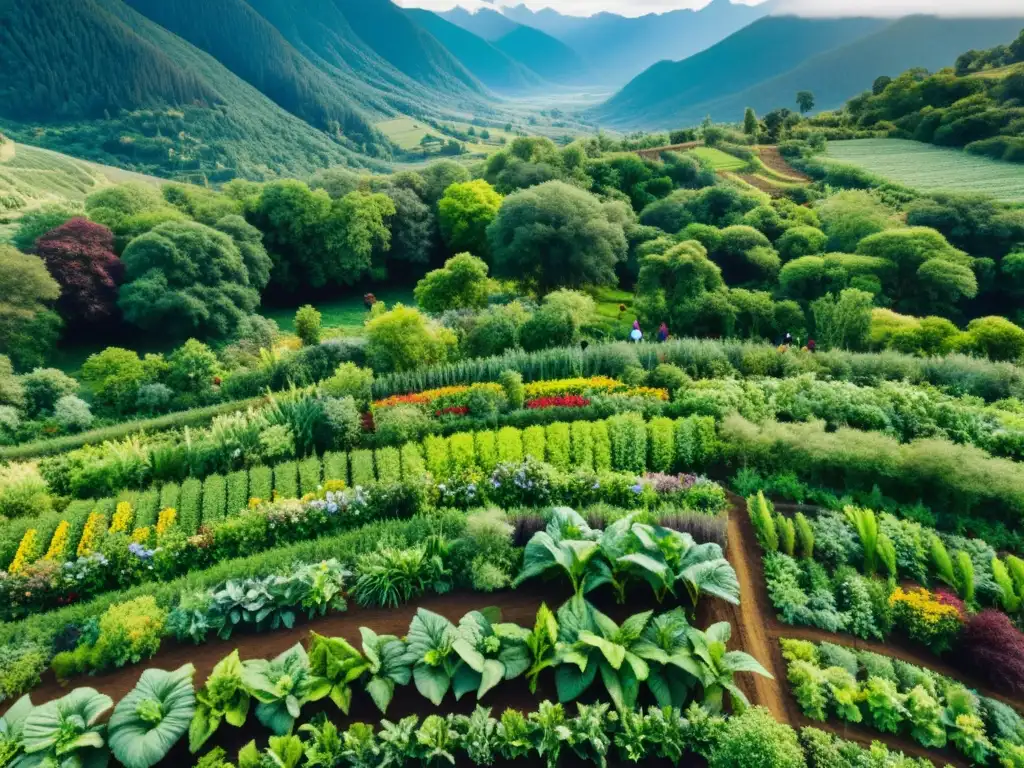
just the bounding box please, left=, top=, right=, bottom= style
left=783, top=332, right=793, bottom=347
left=658, top=322, right=669, bottom=342
left=807, top=338, right=816, bottom=353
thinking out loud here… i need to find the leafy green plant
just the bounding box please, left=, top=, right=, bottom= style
left=495, top=709, right=535, bottom=761
left=554, top=596, right=653, bottom=712
left=451, top=609, right=531, bottom=701
left=307, top=632, right=369, bottom=715
left=0, top=694, right=32, bottom=766
left=190, top=650, right=251, bottom=753
left=525, top=602, right=559, bottom=693
left=685, top=622, right=772, bottom=714
left=336, top=721, right=378, bottom=768
left=242, top=643, right=330, bottom=735
left=299, top=716, right=347, bottom=768
left=567, top=702, right=612, bottom=766
left=456, top=706, right=496, bottom=766
left=406, top=608, right=461, bottom=706
left=747, top=492, right=778, bottom=552
left=415, top=713, right=461, bottom=766
left=108, top=664, right=196, bottom=768
left=942, top=686, right=994, bottom=764
left=513, top=508, right=609, bottom=598
left=238, top=734, right=303, bottom=768
left=353, top=543, right=451, bottom=608
left=359, top=628, right=412, bottom=714
left=862, top=676, right=907, bottom=734
left=20, top=687, right=113, bottom=768
left=378, top=715, right=418, bottom=768
left=634, top=608, right=697, bottom=709
left=529, top=701, right=571, bottom=768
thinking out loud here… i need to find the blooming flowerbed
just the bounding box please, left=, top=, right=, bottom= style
left=372, top=383, right=504, bottom=412
left=526, top=395, right=591, bottom=410
left=523, top=376, right=668, bottom=401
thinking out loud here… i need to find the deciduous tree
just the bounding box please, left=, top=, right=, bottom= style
left=414, top=253, right=491, bottom=313
left=0, top=245, right=62, bottom=370
left=438, top=180, right=502, bottom=257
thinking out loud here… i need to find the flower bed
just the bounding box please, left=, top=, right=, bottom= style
left=525, top=394, right=591, bottom=409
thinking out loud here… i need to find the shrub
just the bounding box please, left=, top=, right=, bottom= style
left=322, top=396, right=361, bottom=450
left=0, top=463, right=51, bottom=519
left=569, top=421, right=594, bottom=471
left=294, top=305, right=322, bottom=346
left=201, top=474, right=227, bottom=525
left=273, top=461, right=298, bottom=500
left=959, top=610, right=1024, bottom=695
left=424, top=435, right=450, bottom=477
left=178, top=478, right=202, bottom=534
left=522, top=425, right=545, bottom=461
left=159, top=482, right=181, bottom=512
left=608, top=413, right=647, bottom=472
left=350, top=450, right=375, bottom=487
left=474, top=431, right=498, bottom=472
left=674, top=415, right=717, bottom=471
left=648, top=417, right=675, bottom=473
left=888, top=587, right=964, bottom=654
left=89, top=596, right=167, bottom=671
left=135, top=490, right=160, bottom=528
left=248, top=466, right=272, bottom=502
left=544, top=423, right=570, bottom=470
left=500, top=370, right=525, bottom=410
left=400, top=443, right=425, bottom=480
left=592, top=421, right=612, bottom=471
left=226, top=471, right=248, bottom=517
left=298, top=456, right=321, bottom=495
left=496, top=426, right=523, bottom=464
left=375, top=447, right=402, bottom=484
left=709, top=707, right=805, bottom=768
left=54, top=395, right=94, bottom=432
left=322, top=452, right=348, bottom=484
left=321, top=362, right=374, bottom=406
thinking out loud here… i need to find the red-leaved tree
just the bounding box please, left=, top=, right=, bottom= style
left=35, top=218, right=123, bottom=325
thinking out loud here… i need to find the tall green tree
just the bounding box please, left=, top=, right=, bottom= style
left=438, top=180, right=502, bottom=257
left=487, top=181, right=627, bottom=295
left=796, top=90, right=815, bottom=114
left=118, top=221, right=258, bottom=340
left=0, top=245, right=62, bottom=370
left=414, top=253, right=491, bottom=313
left=743, top=107, right=758, bottom=136
left=811, top=288, right=874, bottom=350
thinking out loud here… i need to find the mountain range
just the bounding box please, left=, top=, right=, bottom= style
left=591, top=14, right=1024, bottom=129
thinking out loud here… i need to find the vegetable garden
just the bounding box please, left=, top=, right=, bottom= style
left=1, top=349, right=1023, bottom=768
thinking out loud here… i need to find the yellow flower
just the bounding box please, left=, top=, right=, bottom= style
left=44, top=520, right=71, bottom=561
left=8, top=529, right=38, bottom=574
left=889, top=587, right=961, bottom=624
left=131, top=527, right=152, bottom=545
left=155, top=508, right=177, bottom=537
left=109, top=501, right=134, bottom=534
left=77, top=512, right=107, bottom=557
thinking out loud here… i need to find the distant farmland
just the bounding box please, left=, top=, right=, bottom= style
left=824, top=138, right=1024, bottom=202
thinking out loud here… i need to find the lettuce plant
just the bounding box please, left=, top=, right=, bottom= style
left=337, top=722, right=379, bottom=768
left=529, top=701, right=571, bottom=768
left=19, top=687, right=113, bottom=768
left=415, top=714, right=460, bottom=766
left=906, top=685, right=946, bottom=749
left=299, top=716, right=347, bottom=768
left=190, top=650, right=251, bottom=753
left=456, top=706, right=496, bottom=766
left=108, top=664, right=196, bottom=768
left=307, top=632, right=369, bottom=714
left=451, top=609, right=531, bottom=701
left=238, top=735, right=303, bottom=768
left=495, top=709, right=535, bottom=761
left=378, top=715, right=418, bottom=768
left=242, top=644, right=330, bottom=735
left=567, top=702, right=612, bottom=767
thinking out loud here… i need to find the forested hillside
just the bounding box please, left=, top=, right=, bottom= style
left=595, top=14, right=1024, bottom=129
left=0, top=0, right=217, bottom=121
left=805, top=27, right=1024, bottom=162
left=406, top=9, right=547, bottom=93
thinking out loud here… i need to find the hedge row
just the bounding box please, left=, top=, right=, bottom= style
left=373, top=338, right=1024, bottom=403
left=0, top=414, right=719, bottom=570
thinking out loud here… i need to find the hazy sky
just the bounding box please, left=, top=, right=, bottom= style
left=395, top=0, right=1023, bottom=18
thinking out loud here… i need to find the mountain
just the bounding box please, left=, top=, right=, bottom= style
left=331, top=0, right=486, bottom=98
left=593, top=14, right=1024, bottom=130
left=440, top=7, right=521, bottom=41
left=440, top=7, right=590, bottom=84
left=502, top=0, right=773, bottom=86
left=0, top=0, right=384, bottom=180
left=405, top=9, right=546, bottom=93
left=592, top=16, right=888, bottom=127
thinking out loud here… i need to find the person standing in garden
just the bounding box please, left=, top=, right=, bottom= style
left=658, top=322, right=669, bottom=342
left=630, top=319, right=643, bottom=343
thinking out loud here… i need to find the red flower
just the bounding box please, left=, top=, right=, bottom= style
left=435, top=406, right=469, bottom=416
left=526, top=395, right=591, bottom=410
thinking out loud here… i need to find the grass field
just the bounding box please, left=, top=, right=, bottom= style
left=377, top=116, right=517, bottom=157
left=260, top=288, right=416, bottom=334
left=686, top=146, right=747, bottom=171
left=824, top=139, right=1024, bottom=202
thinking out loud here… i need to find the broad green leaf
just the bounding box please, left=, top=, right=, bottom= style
left=478, top=659, right=505, bottom=699
left=109, top=664, right=196, bottom=768
left=578, top=631, right=626, bottom=670
left=414, top=663, right=450, bottom=706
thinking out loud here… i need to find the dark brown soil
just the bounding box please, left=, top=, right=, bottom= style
left=757, top=146, right=811, bottom=181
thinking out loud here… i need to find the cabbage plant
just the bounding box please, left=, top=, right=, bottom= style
left=406, top=608, right=462, bottom=706
left=360, top=627, right=413, bottom=714
left=307, top=632, right=370, bottom=714
left=0, top=694, right=33, bottom=766
left=19, top=687, right=113, bottom=768
left=108, top=664, right=196, bottom=768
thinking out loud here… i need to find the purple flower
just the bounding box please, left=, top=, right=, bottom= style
left=631, top=484, right=643, bottom=494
